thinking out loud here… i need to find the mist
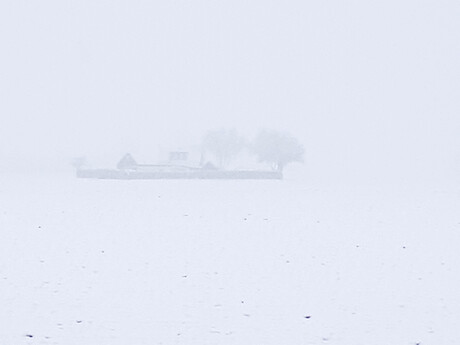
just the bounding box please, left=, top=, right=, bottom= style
left=2, top=2, right=460, bottom=344
left=1, top=0, right=459, bottom=182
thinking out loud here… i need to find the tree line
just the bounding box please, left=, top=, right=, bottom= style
left=202, top=129, right=304, bottom=172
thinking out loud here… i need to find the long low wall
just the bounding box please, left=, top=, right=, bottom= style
left=76, top=169, right=283, bottom=180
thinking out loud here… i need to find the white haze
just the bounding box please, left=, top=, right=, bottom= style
left=0, top=1, right=459, bottom=184
left=1, top=3, right=460, bottom=345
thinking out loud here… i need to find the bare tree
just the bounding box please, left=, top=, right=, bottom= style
left=252, top=130, right=304, bottom=172
left=201, top=129, right=245, bottom=169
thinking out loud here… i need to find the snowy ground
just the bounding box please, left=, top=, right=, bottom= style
left=0, top=172, right=459, bottom=345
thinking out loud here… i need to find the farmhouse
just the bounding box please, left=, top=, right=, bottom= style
left=116, top=152, right=201, bottom=173
left=76, top=151, right=282, bottom=180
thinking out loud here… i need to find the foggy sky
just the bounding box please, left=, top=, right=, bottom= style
left=1, top=1, right=459, bottom=183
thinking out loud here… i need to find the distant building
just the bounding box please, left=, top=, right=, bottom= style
left=157, top=146, right=203, bottom=167
left=78, top=152, right=283, bottom=180
left=116, top=152, right=200, bottom=173
left=169, top=151, right=189, bottom=162
left=117, top=153, right=137, bottom=170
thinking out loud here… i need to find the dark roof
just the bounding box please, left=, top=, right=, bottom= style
left=117, top=153, right=137, bottom=170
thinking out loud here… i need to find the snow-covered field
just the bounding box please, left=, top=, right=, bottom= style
left=1, top=172, right=459, bottom=345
